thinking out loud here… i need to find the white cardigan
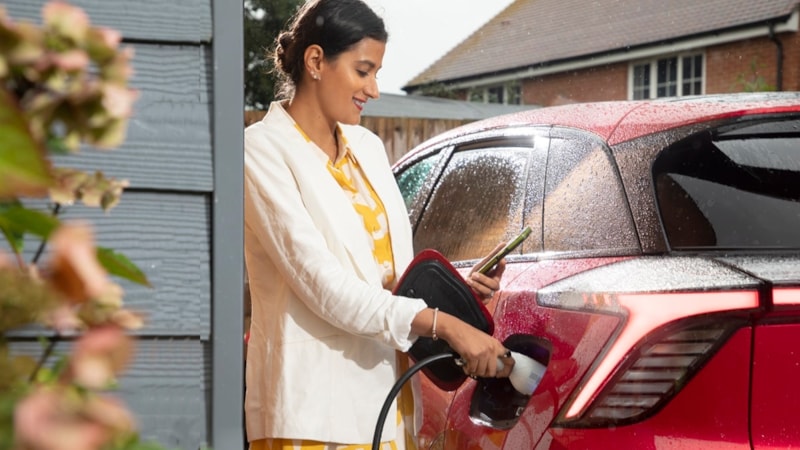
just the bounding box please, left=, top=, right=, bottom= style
left=243, top=102, right=428, bottom=444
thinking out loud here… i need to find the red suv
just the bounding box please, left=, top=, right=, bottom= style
left=392, top=93, right=800, bottom=449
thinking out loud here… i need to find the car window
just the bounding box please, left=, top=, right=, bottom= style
left=396, top=150, right=444, bottom=210
left=544, top=131, right=638, bottom=253
left=413, top=144, right=544, bottom=262
left=654, top=117, right=800, bottom=250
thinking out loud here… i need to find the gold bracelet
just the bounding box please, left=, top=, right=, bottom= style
left=431, top=307, right=439, bottom=341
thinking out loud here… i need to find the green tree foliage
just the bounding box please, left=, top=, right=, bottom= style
left=733, top=57, right=776, bottom=93
left=244, top=0, right=304, bottom=109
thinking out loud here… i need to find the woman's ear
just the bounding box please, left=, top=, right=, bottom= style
left=304, top=44, right=324, bottom=80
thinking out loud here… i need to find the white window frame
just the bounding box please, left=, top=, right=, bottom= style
left=628, top=52, right=706, bottom=100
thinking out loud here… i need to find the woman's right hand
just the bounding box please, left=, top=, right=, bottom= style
left=437, top=311, right=514, bottom=379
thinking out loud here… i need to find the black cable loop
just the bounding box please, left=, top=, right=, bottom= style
left=371, top=352, right=456, bottom=450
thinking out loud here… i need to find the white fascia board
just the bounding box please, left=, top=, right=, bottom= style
left=446, top=10, right=799, bottom=91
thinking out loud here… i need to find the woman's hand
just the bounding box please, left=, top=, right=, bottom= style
left=467, top=242, right=507, bottom=304
left=437, top=311, right=514, bottom=379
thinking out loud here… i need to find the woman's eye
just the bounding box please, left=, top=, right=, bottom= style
left=357, top=70, right=368, bottom=77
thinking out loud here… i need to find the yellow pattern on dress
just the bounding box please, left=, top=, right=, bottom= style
left=250, top=126, right=416, bottom=450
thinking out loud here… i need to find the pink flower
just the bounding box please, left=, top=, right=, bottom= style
left=42, top=1, right=90, bottom=44
left=68, top=325, right=133, bottom=389
left=51, top=49, right=90, bottom=71
left=14, top=387, right=109, bottom=450
left=101, top=84, right=137, bottom=119
left=48, top=223, right=109, bottom=304
left=95, top=27, right=121, bottom=50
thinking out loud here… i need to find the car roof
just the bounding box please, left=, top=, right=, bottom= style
left=397, top=93, right=800, bottom=165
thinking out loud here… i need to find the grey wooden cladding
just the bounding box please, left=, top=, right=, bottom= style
left=2, top=192, right=209, bottom=338
left=3, top=0, right=211, bottom=43
left=10, top=339, right=210, bottom=450
left=53, top=44, right=214, bottom=192
left=56, top=192, right=212, bottom=337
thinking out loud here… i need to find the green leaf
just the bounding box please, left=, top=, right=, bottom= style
left=0, top=200, right=24, bottom=253
left=0, top=203, right=59, bottom=254
left=0, top=204, right=60, bottom=243
left=0, top=89, right=53, bottom=198
left=96, top=247, right=151, bottom=287
left=46, top=136, right=73, bottom=155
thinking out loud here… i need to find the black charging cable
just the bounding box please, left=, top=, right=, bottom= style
left=371, top=352, right=456, bottom=450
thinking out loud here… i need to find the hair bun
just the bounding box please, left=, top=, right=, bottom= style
left=274, top=31, right=293, bottom=74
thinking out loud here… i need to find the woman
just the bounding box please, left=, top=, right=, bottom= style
left=244, top=1, right=513, bottom=448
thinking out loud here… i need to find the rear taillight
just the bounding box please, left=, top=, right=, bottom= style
left=774, top=287, right=800, bottom=306
left=574, top=319, right=743, bottom=425
left=539, top=288, right=759, bottom=427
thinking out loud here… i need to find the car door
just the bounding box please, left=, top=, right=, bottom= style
left=394, top=129, right=550, bottom=449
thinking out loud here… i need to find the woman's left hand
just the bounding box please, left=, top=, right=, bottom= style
left=467, top=243, right=507, bottom=304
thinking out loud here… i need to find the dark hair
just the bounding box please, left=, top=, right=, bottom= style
left=272, top=0, right=388, bottom=99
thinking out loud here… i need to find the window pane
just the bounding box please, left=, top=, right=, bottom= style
left=654, top=119, right=800, bottom=250
left=694, top=55, right=702, bottom=77
left=415, top=148, right=531, bottom=261
left=544, top=134, right=637, bottom=252
left=469, top=90, right=484, bottom=102
left=487, top=86, right=504, bottom=104
left=680, top=54, right=703, bottom=96
left=657, top=58, right=678, bottom=98
left=396, top=151, right=443, bottom=209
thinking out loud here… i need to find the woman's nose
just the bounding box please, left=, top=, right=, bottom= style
left=365, top=76, right=380, bottom=99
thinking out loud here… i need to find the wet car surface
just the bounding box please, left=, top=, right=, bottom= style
left=392, top=92, right=800, bottom=449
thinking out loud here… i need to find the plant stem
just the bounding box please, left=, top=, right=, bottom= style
left=28, top=203, right=62, bottom=383
left=29, top=335, right=59, bottom=383
left=31, top=203, right=61, bottom=265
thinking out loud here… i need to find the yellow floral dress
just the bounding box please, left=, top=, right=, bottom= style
left=249, top=126, right=416, bottom=450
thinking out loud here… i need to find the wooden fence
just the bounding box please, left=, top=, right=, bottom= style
left=244, top=110, right=473, bottom=164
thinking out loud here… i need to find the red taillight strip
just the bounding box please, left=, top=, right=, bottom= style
left=564, top=290, right=759, bottom=419
left=773, top=288, right=800, bottom=306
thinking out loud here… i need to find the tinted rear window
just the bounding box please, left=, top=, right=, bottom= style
left=654, top=118, right=800, bottom=250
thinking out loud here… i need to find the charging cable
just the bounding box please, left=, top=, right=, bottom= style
left=371, top=352, right=455, bottom=450
left=372, top=349, right=546, bottom=450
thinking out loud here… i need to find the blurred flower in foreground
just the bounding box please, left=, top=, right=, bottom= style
left=68, top=325, right=134, bottom=389
left=0, top=1, right=162, bottom=449
left=14, top=385, right=136, bottom=450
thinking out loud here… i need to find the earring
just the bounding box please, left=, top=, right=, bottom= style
left=312, top=73, right=320, bottom=80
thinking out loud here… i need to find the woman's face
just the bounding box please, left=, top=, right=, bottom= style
left=318, top=37, right=385, bottom=126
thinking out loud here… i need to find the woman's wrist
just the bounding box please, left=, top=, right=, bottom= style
left=433, top=310, right=457, bottom=342
left=431, top=307, right=439, bottom=341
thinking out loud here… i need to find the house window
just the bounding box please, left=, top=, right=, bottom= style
left=487, top=86, right=504, bottom=104
left=469, top=83, right=522, bottom=105
left=631, top=53, right=704, bottom=100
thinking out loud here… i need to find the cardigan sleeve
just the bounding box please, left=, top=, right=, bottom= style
left=244, top=122, right=428, bottom=351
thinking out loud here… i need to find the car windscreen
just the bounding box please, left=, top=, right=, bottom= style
left=653, top=117, right=800, bottom=251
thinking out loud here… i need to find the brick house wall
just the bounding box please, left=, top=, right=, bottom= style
left=522, top=62, right=628, bottom=106
left=514, top=31, right=800, bottom=107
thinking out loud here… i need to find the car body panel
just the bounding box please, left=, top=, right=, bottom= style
left=751, top=323, right=800, bottom=448
left=539, top=328, right=752, bottom=450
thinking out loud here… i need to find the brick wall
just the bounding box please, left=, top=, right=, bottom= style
left=522, top=62, right=628, bottom=106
